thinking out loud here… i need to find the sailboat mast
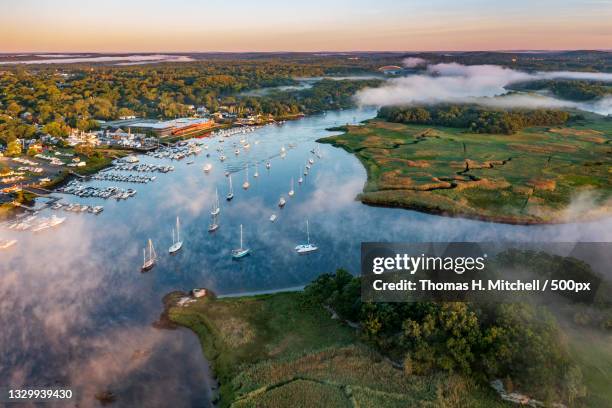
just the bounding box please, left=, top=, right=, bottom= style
left=229, top=175, right=233, bottom=193
left=176, top=217, right=180, bottom=242
left=306, top=220, right=310, bottom=244
left=240, top=224, right=243, bottom=249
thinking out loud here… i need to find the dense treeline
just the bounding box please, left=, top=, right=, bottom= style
left=0, top=59, right=384, bottom=144
left=400, top=50, right=612, bottom=73
left=509, top=79, right=612, bottom=101
left=304, top=266, right=588, bottom=404
left=238, top=79, right=383, bottom=117
left=378, top=105, right=571, bottom=134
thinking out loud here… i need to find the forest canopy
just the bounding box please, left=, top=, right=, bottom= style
left=377, top=104, right=571, bottom=134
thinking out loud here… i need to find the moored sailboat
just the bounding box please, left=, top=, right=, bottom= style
left=231, top=224, right=250, bottom=258
left=242, top=165, right=250, bottom=190
left=211, top=189, right=220, bottom=216
left=295, top=219, right=318, bottom=254
left=142, top=239, right=157, bottom=271
left=288, top=178, right=295, bottom=197
left=168, top=216, right=183, bottom=254
left=208, top=212, right=219, bottom=232
left=226, top=175, right=234, bottom=201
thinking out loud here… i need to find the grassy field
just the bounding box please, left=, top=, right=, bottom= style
left=167, top=292, right=507, bottom=408
left=318, top=115, right=612, bottom=224
left=566, top=328, right=612, bottom=407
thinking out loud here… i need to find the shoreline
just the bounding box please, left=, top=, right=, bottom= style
left=358, top=195, right=612, bottom=226
left=318, top=125, right=612, bottom=226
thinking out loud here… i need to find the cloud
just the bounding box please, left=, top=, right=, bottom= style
left=402, top=57, right=427, bottom=68
left=356, top=62, right=612, bottom=115
left=1, top=54, right=195, bottom=65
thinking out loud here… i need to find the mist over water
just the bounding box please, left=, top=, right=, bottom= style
left=1, top=108, right=610, bottom=406
left=357, top=62, right=612, bottom=115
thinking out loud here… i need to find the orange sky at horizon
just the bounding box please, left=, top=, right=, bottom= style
left=1, top=1, right=611, bottom=52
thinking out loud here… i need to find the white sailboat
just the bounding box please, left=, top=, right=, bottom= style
left=211, top=189, right=220, bottom=216
left=295, top=219, right=318, bottom=254
left=169, top=216, right=183, bottom=254
left=226, top=175, right=234, bottom=201
left=142, top=239, right=157, bottom=271
left=266, top=161, right=271, bottom=169
left=269, top=214, right=277, bottom=222
left=278, top=196, right=286, bottom=208
left=298, top=167, right=303, bottom=184
left=253, top=162, right=259, bottom=178
left=242, top=165, right=250, bottom=190
left=288, top=178, right=295, bottom=197
left=231, top=224, right=250, bottom=258
left=208, top=212, right=219, bottom=232
left=203, top=163, right=212, bottom=173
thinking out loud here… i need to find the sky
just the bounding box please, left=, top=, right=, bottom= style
left=1, top=0, right=611, bottom=52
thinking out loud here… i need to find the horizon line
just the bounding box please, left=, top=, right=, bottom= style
left=1, top=49, right=612, bottom=55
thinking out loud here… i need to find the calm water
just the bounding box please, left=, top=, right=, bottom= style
left=2, top=108, right=611, bottom=407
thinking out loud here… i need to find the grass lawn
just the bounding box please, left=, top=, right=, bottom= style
left=318, top=116, right=612, bottom=224
left=167, top=292, right=507, bottom=408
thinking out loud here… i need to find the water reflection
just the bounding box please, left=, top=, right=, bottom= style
left=1, top=108, right=610, bottom=406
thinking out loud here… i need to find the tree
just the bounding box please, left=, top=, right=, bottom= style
left=43, top=121, right=71, bottom=138
left=6, top=139, right=22, bottom=157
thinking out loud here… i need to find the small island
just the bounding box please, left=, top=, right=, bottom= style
left=319, top=108, right=611, bottom=224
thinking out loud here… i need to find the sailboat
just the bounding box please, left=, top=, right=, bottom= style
left=169, top=216, right=183, bottom=254
left=211, top=189, right=220, bottom=216
left=208, top=212, right=219, bottom=232
left=269, top=214, right=277, bottom=222
left=266, top=161, right=271, bottom=169
left=315, top=146, right=322, bottom=159
left=203, top=163, right=212, bottom=173
left=231, top=224, right=250, bottom=258
left=253, top=162, right=259, bottom=178
left=295, top=220, right=318, bottom=254
left=242, top=165, right=250, bottom=190
left=298, top=168, right=303, bottom=184
left=226, top=175, right=234, bottom=201
left=288, top=178, right=295, bottom=197
left=278, top=196, right=286, bottom=208
left=142, top=239, right=157, bottom=271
